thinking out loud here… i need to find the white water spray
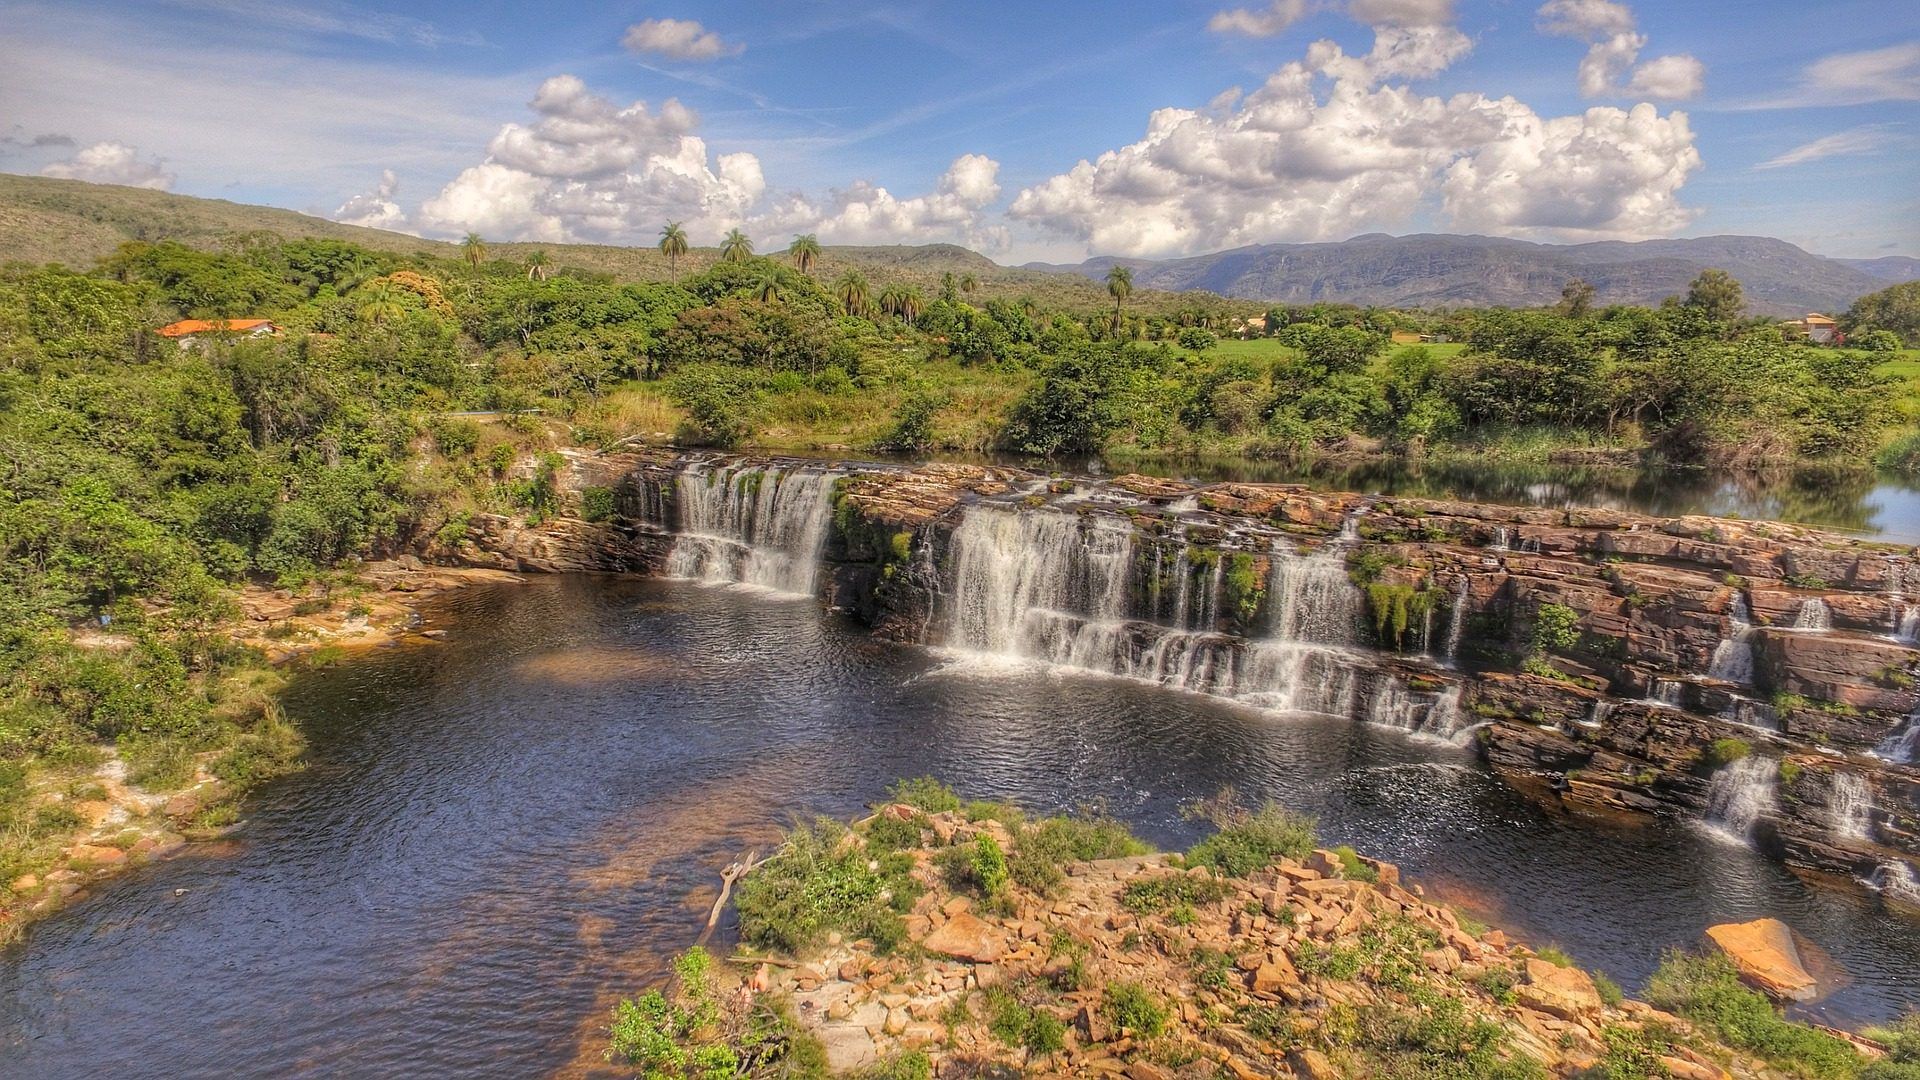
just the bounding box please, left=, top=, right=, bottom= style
left=665, top=464, right=841, bottom=595
left=1702, top=756, right=1778, bottom=845
left=1707, top=593, right=1757, bottom=686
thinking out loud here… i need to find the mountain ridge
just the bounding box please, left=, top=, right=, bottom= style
left=1023, top=231, right=1897, bottom=315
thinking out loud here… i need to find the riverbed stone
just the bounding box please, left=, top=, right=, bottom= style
left=1703, top=918, right=1820, bottom=1002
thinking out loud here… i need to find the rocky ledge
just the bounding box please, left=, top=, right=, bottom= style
left=440, top=449, right=1920, bottom=900
left=606, top=794, right=1910, bottom=1079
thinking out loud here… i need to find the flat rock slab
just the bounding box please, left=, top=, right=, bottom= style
left=1704, top=918, right=1820, bottom=1002
left=921, top=911, right=1005, bottom=962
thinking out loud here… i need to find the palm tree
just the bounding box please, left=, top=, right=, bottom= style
left=659, top=222, right=688, bottom=282
left=834, top=270, right=872, bottom=317
left=355, top=280, right=405, bottom=325
left=753, top=266, right=784, bottom=303
left=1106, top=265, right=1133, bottom=326
left=787, top=234, right=822, bottom=276
left=899, top=287, right=925, bottom=325
left=720, top=228, right=754, bottom=263
left=960, top=272, right=978, bottom=296
left=460, top=233, right=487, bottom=270
left=524, top=250, right=552, bottom=281
left=877, top=284, right=908, bottom=320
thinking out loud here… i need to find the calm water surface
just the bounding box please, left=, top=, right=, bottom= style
left=3, top=577, right=1917, bottom=1078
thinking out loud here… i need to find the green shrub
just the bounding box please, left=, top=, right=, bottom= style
left=734, top=818, right=916, bottom=954
left=862, top=812, right=924, bottom=852
left=886, top=776, right=959, bottom=813
left=1589, top=1022, right=1677, bottom=1080
left=1531, top=602, right=1581, bottom=655
left=1644, top=952, right=1861, bottom=1078
left=1102, top=982, right=1168, bottom=1038
left=1009, top=812, right=1150, bottom=895
left=971, top=834, right=1010, bottom=897
left=1533, top=945, right=1575, bottom=968
left=1185, top=802, right=1317, bottom=877
left=1593, top=971, right=1624, bottom=1008
left=579, top=486, right=617, bottom=523
left=1701, top=738, right=1752, bottom=771
left=852, top=1051, right=934, bottom=1080
left=1121, top=873, right=1232, bottom=914
left=1353, top=992, right=1545, bottom=1080
left=1333, top=845, right=1378, bottom=883
left=429, top=417, right=481, bottom=457
left=984, top=987, right=1065, bottom=1057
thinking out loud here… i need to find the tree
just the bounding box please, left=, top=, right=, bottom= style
left=1684, top=269, right=1745, bottom=323
left=658, top=222, right=689, bottom=282
left=960, top=272, right=978, bottom=296
left=1106, top=265, right=1134, bottom=325
left=833, top=271, right=872, bottom=317
left=523, top=251, right=551, bottom=281
left=939, top=271, right=959, bottom=303
left=898, top=287, right=924, bottom=325
left=460, top=233, right=487, bottom=269
left=1845, top=281, right=1920, bottom=345
left=753, top=266, right=784, bottom=304
left=1177, top=327, right=1218, bottom=354
left=1559, top=278, right=1596, bottom=318
left=353, top=280, right=406, bottom=326
left=720, top=229, right=754, bottom=264
left=787, top=234, right=822, bottom=276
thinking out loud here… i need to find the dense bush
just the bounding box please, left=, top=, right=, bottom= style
left=1644, top=952, right=1861, bottom=1078
left=1185, top=801, right=1318, bottom=876
left=733, top=819, right=918, bottom=955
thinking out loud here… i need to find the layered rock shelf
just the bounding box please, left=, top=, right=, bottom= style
left=441, top=449, right=1920, bottom=901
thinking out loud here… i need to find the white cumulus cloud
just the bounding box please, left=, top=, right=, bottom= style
left=1209, top=0, right=1308, bottom=38
left=754, top=154, right=1007, bottom=249
left=334, top=168, right=408, bottom=230
left=1011, top=21, right=1699, bottom=257
left=1536, top=0, right=1701, bottom=100
left=413, top=75, right=764, bottom=243
left=40, top=141, right=175, bottom=189
left=621, top=18, right=741, bottom=62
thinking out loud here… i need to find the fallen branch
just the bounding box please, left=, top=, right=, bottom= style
left=695, top=849, right=764, bottom=948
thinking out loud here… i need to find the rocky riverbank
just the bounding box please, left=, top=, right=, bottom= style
left=606, top=790, right=1912, bottom=1079
left=0, top=563, right=526, bottom=942
left=437, top=448, right=1920, bottom=906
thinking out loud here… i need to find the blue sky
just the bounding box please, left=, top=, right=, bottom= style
left=1, top=0, right=1916, bottom=262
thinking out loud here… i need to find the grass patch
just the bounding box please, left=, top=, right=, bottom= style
left=1103, top=982, right=1169, bottom=1038
left=734, top=818, right=919, bottom=955
left=1333, top=844, right=1378, bottom=883
left=983, top=985, right=1066, bottom=1058
left=1185, top=800, right=1318, bottom=877
left=885, top=776, right=960, bottom=814
left=1008, top=812, right=1151, bottom=895
left=1644, top=951, right=1862, bottom=1079
left=1121, top=873, right=1233, bottom=915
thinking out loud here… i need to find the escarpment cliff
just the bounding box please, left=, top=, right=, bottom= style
left=434, top=449, right=1920, bottom=902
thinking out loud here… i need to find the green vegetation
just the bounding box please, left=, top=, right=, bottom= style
left=1702, top=737, right=1753, bottom=771
left=885, top=776, right=961, bottom=813
left=733, top=818, right=920, bottom=955
left=1643, top=951, right=1865, bottom=1079
left=606, top=947, right=828, bottom=1080
left=1101, top=981, right=1169, bottom=1038
left=983, top=984, right=1067, bottom=1057
left=1184, top=800, right=1319, bottom=876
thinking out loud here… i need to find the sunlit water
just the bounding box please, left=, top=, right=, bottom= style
left=4, top=577, right=1917, bottom=1078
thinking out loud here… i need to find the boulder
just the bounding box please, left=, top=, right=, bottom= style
left=1517, top=958, right=1602, bottom=1019
left=1703, top=918, right=1819, bottom=1002
left=921, top=911, right=1005, bottom=963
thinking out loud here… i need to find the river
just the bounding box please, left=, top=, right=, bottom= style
left=3, top=576, right=1917, bottom=1078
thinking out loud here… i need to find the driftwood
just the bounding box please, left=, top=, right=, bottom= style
left=694, top=850, right=765, bottom=948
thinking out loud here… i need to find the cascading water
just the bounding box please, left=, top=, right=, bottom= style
left=1707, top=594, right=1757, bottom=686
left=1898, top=607, right=1920, bottom=645
left=1444, top=577, right=1469, bottom=666
left=1582, top=700, right=1615, bottom=728
left=1828, top=772, right=1874, bottom=843
left=664, top=464, right=841, bottom=595
left=1868, top=861, right=1920, bottom=904
left=1702, top=756, right=1778, bottom=845
left=1645, top=679, right=1685, bottom=709
left=1793, top=598, right=1833, bottom=632
left=939, top=506, right=1370, bottom=717
left=1874, top=711, right=1920, bottom=765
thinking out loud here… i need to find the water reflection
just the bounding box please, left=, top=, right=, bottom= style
left=2, top=578, right=1915, bottom=1080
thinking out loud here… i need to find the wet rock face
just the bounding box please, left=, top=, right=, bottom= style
left=445, top=449, right=1920, bottom=890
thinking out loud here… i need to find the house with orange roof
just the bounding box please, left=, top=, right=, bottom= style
left=1778, top=313, right=1841, bottom=345
left=156, top=318, right=281, bottom=348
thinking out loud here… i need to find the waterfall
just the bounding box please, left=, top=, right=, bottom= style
left=1828, top=772, right=1873, bottom=843
left=1868, top=861, right=1920, bottom=904
left=1167, top=495, right=1200, bottom=514
left=1707, top=594, right=1756, bottom=686
left=664, top=464, right=841, bottom=595
left=1444, top=577, right=1469, bottom=666
left=1645, top=679, right=1685, bottom=709
left=1364, top=680, right=1471, bottom=742
left=939, top=506, right=1370, bottom=717
left=1792, top=599, right=1833, bottom=632
left=1489, top=527, right=1510, bottom=552
left=1874, top=711, right=1920, bottom=765
left=1702, top=757, right=1778, bottom=845
left=1582, top=700, right=1615, bottom=728
left=1897, top=606, right=1920, bottom=645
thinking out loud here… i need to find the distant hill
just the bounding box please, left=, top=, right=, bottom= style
left=0, top=174, right=1205, bottom=315
left=1025, top=232, right=1894, bottom=316
left=1840, top=256, right=1920, bottom=284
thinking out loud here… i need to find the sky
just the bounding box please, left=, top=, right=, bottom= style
left=1, top=0, right=1917, bottom=264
